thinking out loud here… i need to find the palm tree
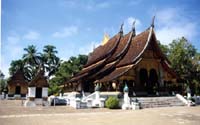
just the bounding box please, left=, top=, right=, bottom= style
left=23, top=45, right=41, bottom=80
left=42, top=45, right=60, bottom=78
left=23, top=45, right=41, bottom=66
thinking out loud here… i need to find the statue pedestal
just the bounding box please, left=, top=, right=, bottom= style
left=122, top=92, right=131, bottom=110
left=71, top=98, right=81, bottom=109
left=86, top=98, right=93, bottom=108
left=24, top=100, right=36, bottom=107
left=92, top=91, right=105, bottom=108
left=187, top=93, right=191, bottom=99
left=132, top=102, right=140, bottom=110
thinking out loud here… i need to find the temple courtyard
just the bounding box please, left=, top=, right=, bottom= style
left=0, top=100, right=199, bottom=125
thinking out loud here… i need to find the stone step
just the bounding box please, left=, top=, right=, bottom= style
left=135, top=96, right=185, bottom=109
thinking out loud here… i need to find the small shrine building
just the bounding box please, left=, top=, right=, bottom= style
left=7, top=69, right=28, bottom=99
left=25, top=69, right=49, bottom=106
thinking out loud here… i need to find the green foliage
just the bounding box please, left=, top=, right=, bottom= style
left=8, top=45, right=87, bottom=96
left=23, top=45, right=41, bottom=66
left=50, top=54, right=88, bottom=83
left=48, top=81, right=60, bottom=96
left=22, top=45, right=41, bottom=81
left=9, top=45, right=60, bottom=82
left=0, top=70, right=7, bottom=93
left=0, top=79, right=7, bottom=93
left=41, top=45, right=60, bottom=78
left=168, top=37, right=196, bottom=76
left=159, top=37, right=200, bottom=95
left=48, top=54, right=88, bottom=95
left=105, top=96, right=119, bottom=109
left=9, top=59, right=24, bottom=75
left=157, top=40, right=169, bottom=56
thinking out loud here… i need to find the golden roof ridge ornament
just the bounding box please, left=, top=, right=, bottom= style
left=101, top=33, right=110, bottom=45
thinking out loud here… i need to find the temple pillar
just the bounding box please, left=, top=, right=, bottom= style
left=112, top=81, right=117, bottom=91
left=116, top=81, right=120, bottom=91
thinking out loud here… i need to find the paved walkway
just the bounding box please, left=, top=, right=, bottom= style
left=0, top=100, right=200, bottom=125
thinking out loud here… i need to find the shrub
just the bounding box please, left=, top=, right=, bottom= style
left=105, top=96, right=119, bottom=109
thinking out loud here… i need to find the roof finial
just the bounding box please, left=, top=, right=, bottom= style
left=119, top=23, right=124, bottom=34
left=132, top=20, right=136, bottom=36
left=132, top=20, right=136, bottom=31
left=151, top=16, right=155, bottom=28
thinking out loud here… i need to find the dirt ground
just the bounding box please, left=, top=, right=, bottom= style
left=0, top=100, right=200, bottom=125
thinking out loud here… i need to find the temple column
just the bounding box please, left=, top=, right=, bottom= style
left=116, top=81, right=120, bottom=91
left=106, top=82, right=111, bottom=91
left=119, top=80, right=124, bottom=92
left=112, top=81, right=118, bottom=91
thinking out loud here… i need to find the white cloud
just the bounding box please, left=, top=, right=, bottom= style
left=156, top=23, right=196, bottom=45
left=155, top=8, right=198, bottom=45
left=5, top=34, right=23, bottom=57
left=1, top=55, right=9, bottom=78
left=103, top=26, right=116, bottom=36
left=52, top=26, right=78, bottom=38
left=23, top=31, right=40, bottom=40
left=126, top=17, right=141, bottom=28
left=7, top=35, right=20, bottom=44
left=78, top=41, right=101, bottom=55
left=156, top=8, right=178, bottom=25
left=124, top=17, right=142, bottom=33
left=1, top=34, right=24, bottom=77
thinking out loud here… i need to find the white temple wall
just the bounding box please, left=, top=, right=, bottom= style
left=28, top=87, right=36, bottom=97
left=42, top=87, right=48, bottom=97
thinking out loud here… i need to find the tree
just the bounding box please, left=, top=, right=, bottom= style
left=167, top=37, right=200, bottom=94
left=9, top=59, right=24, bottom=76
left=23, top=45, right=41, bottom=66
left=49, top=54, right=88, bottom=95
left=23, top=45, right=41, bottom=81
left=41, top=45, right=60, bottom=78
left=157, top=40, right=169, bottom=56
left=56, top=54, right=88, bottom=82
left=9, top=44, right=61, bottom=82
left=0, top=70, right=6, bottom=93
left=168, top=37, right=196, bottom=79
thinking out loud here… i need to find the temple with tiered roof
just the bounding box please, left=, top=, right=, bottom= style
left=7, top=69, right=28, bottom=99
left=64, top=18, right=182, bottom=96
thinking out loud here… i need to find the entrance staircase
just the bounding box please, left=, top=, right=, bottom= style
left=136, top=96, right=186, bottom=109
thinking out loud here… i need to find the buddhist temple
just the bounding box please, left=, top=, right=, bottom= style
left=7, top=69, right=28, bottom=99
left=64, top=18, right=181, bottom=96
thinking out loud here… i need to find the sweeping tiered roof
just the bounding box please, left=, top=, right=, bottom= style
left=69, top=19, right=176, bottom=83
left=7, top=69, right=28, bottom=85
left=29, top=69, right=49, bottom=87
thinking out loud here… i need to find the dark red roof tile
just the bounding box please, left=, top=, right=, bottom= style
left=99, top=65, right=134, bottom=82
left=7, top=69, right=28, bottom=85
left=85, top=34, right=121, bottom=66
left=117, top=29, right=150, bottom=67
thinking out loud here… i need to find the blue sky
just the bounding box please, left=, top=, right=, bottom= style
left=1, top=0, right=200, bottom=77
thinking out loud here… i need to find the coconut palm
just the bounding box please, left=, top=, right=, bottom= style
left=23, top=45, right=41, bottom=66
left=41, top=45, right=60, bottom=78
left=23, top=45, right=41, bottom=80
